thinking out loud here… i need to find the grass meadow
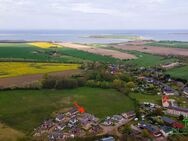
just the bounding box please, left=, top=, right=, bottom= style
left=0, top=87, right=135, bottom=134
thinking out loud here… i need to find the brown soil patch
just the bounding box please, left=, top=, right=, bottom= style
left=59, top=43, right=137, bottom=60
left=0, top=69, right=82, bottom=89
left=115, top=43, right=188, bottom=57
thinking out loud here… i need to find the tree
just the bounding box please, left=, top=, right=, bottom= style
left=55, top=78, right=78, bottom=89
left=42, top=75, right=56, bottom=89
left=86, top=80, right=96, bottom=87
left=126, top=81, right=136, bottom=89
left=77, top=77, right=86, bottom=87
left=100, top=81, right=111, bottom=89
left=141, top=129, right=150, bottom=138
left=178, top=114, right=184, bottom=121
left=112, top=79, right=123, bottom=90
left=118, top=73, right=132, bottom=82
left=154, top=108, right=163, bottom=116
left=122, top=124, right=131, bottom=134
left=135, top=108, right=141, bottom=119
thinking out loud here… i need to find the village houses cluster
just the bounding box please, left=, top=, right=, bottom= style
left=34, top=107, right=135, bottom=141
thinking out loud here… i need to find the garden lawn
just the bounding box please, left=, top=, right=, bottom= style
left=0, top=87, right=135, bottom=133
left=129, top=93, right=161, bottom=105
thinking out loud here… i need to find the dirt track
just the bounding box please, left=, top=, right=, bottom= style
left=0, top=69, right=82, bottom=89
left=59, top=43, right=137, bottom=60
left=115, top=43, right=188, bottom=57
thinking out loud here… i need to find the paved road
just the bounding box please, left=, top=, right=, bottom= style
left=99, top=119, right=131, bottom=137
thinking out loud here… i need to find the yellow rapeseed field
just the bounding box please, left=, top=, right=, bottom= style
left=28, top=42, right=62, bottom=48
left=0, top=62, right=80, bottom=78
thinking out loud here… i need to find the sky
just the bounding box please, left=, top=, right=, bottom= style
left=0, top=0, right=188, bottom=30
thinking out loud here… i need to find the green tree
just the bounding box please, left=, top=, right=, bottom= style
left=122, top=124, right=131, bottom=134
left=178, top=114, right=184, bottom=121
left=112, top=79, right=123, bottom=89
left=154, top=108, right=163, bottom=116
left=141, top=129, right=150, bottom=138
left=42, top=75, right=56, bottom=89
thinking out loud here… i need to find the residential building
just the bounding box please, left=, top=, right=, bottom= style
left=160, top=126, right=173, bottom=137
left=165, top=106, right=188, bottom=117
left=100, top=136, right=115, bottom=141
left=183, top=87, right=188, bottom=95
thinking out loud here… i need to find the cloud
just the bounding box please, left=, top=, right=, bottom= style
left=69, top=3, right=121, bottom=16
left=0, top=0, right=187, bottom=29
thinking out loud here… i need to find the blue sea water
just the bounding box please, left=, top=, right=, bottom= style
left=0, top=30, right=188, bottom=43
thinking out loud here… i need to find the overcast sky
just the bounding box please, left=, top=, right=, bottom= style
left=0, top=0, right=188, bottom=30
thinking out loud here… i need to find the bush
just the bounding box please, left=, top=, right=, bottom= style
left=86, top=80, right=96, bottom=87
left=55, top=78, right=78, bottom=89
left=42, top=76, right=56, bottom=89
left=100, top=81, right=111, bottom=89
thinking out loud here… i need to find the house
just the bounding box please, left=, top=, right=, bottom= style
left=144, top=77, right=154, bottom=83
left=55, top=114, right=64, bottom=122
left=90, top=124, right=101, bottom=133
left=166, top=106, right=188, bottom=117
left=183, top=87, right=188, bottom=95
left=68, top=123, right=74, bottom=128
left=67, top=108, right=78, bottom=116
left=41, top=120, right=53, bottom=130
left=122, top=111, right=136, bottom=119
left=80, top=117, right=90, bottom=126
left=100, top=136, right=115, bottom=141
left=84, top=113, right=98, bottom=122
left=160, top=126, right=173, bottom=137
left=161, top=116, right=176, bottom=125
left=139, top=122, right=162, bottom=137
left=102, top=117, right=113, bottom=126
left=69, top=118, right=78, bottom=125
left=111, top=115, right=124, bottom=122
left=69, top=127, right=81, bottom=134
left=57, top=124, right=66, bottom=131
left=48, top=131, right=64, bottom=141
left=172, top=122, right=184, bottom=129
left=163, top=87, right=176, bottom=96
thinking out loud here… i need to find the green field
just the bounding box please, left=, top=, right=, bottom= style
left=104, top=47, right=177, bottom=67
left=166, top=65, right=188, bottom=80
left=124, top=50, right=177, bottom=67
left=0, top=43, right=84, bottom=63
left=0, top=87, right=135, bottom=134
left=57, top=47, right=119, bottom=63
left=0, top=43, right=120, bottom=63
left=145, top=41, right=188, bottom=49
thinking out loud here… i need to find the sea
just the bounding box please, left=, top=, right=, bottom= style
left=0, top=30, right=188, bottom=43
